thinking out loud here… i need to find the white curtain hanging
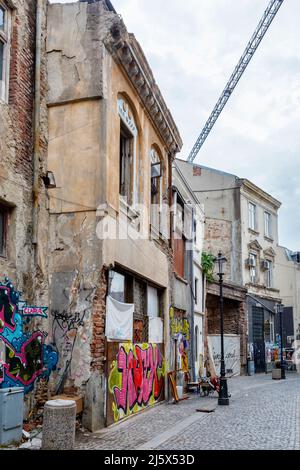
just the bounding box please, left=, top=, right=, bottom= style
left=105, top=295, right=134, bottom=342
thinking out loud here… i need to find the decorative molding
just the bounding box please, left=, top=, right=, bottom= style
left=264, top=247, right=276, bottom=258
left=118, top=97, right=138, bottom=136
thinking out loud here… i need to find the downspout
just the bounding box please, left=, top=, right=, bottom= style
left=169, top=157, right=174, bottom=249
left=189, top=208, right=196, bottom=381
left=32, top=0, right=43, bottom=246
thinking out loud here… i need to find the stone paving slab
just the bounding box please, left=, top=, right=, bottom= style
left=74, top=373, right=300, bottom=451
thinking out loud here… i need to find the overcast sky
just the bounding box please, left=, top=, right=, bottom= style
left=51, top=0, right=300, bottom=251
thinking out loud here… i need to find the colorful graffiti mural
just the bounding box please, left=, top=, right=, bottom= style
left=0, top=278, right=58, bottom=392
left=108, top=343, right=165, bottom=424
left=170, top=307, right=190, bottom=373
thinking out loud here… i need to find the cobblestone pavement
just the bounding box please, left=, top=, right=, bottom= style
left=75, top=373, right=300, bottom=450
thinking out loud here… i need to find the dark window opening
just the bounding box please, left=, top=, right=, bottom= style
left=0, top=41, right=4, bottom=81
left=119, top=122, right=133, bottom=204
left=109, top=270, right=133, bottom=304
left=0, top=206, right=7, bottom=256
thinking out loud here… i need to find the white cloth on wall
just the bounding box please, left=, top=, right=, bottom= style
left=149, top=317, right=163, bottom=344
left=105, top=295, right=134, bottom=342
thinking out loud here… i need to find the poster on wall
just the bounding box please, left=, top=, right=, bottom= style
left=105, top=296, right=134, bottom=342
left=208, top=334, right=241, bottom=377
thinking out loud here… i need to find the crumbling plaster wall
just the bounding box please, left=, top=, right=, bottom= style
left=46, top=0, right=177, bottom=430
left=0, top=0, right=49, bottom=305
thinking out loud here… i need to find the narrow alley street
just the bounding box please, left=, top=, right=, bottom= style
left=75, top=373, right=300, bottom=451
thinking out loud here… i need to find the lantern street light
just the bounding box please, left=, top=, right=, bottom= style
left=274, top=302, right=286, bottom=380
left=215, top=252, right=230, bottom=406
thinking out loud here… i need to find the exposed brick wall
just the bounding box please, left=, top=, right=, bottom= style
left=9, top=0, right=37, bottom=183
left=91, top=267, right=107, bottom=373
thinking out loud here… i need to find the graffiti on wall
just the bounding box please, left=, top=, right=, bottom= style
left=170, top=307, right=190, bottom=373
left=108, top=343, right=165, bottom=424
left=0, top=278, right=58, bottom=392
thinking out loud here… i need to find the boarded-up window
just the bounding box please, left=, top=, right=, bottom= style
left=174, top=237, right=185, bottom=279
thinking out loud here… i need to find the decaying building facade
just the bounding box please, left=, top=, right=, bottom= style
left=46, top=0, right=182, bottom=430
left=0, top=0, right=58, bottom=415
left=172, top=161, right=205, bottom=383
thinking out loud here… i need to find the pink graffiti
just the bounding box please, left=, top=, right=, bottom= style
left=113, top=344, right=164, bottom=414
left=22, top=307, right=47, bottom=317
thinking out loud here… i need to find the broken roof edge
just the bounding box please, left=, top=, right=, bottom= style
left=105, top=20, right=183, bottom=154
left=176, top=158, right=239, bottom=180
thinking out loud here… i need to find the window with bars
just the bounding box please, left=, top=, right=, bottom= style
left=150, top=148, right=162, bottom=234
left=265, top=260, right=273, bottom=288
left=0, top=206, right=7, bottom=256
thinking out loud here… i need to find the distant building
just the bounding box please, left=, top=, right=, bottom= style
left=176, top=159, right=283, bottom=375
left=172, top=161, right=205, bottom=382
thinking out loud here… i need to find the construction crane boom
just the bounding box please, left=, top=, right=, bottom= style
left=187, top=0, right=284, bottom=163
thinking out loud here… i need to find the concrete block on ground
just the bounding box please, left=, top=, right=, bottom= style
left=42, top=399, right=76, bottom=450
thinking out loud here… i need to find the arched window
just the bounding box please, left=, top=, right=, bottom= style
left=118, top=97, right=138, bottom=206
left=150, top=147, right=162, bottom=233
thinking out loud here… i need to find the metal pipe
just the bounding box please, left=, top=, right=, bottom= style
left=279, top=305, right=286, bottom=379
left=32, top=0, right=43, bottom=245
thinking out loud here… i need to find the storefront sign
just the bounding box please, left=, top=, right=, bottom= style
left=208, top=334, right=241, bottom=376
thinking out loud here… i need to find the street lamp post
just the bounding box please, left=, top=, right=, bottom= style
left=275, top=303, right=286, bottom=380
left=215, top=252, right=230, bottom=406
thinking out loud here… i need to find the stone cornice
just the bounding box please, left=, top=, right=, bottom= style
left=104, top=19, right=183, bottom=155
left=248, top=240, right=263, bottom=252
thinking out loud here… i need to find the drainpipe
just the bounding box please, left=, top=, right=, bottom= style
left=189, top=208, right=196, bottom=382
left=169, top=157, right=174, bottom=249
left=32, top=0, right=43, bottom=246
